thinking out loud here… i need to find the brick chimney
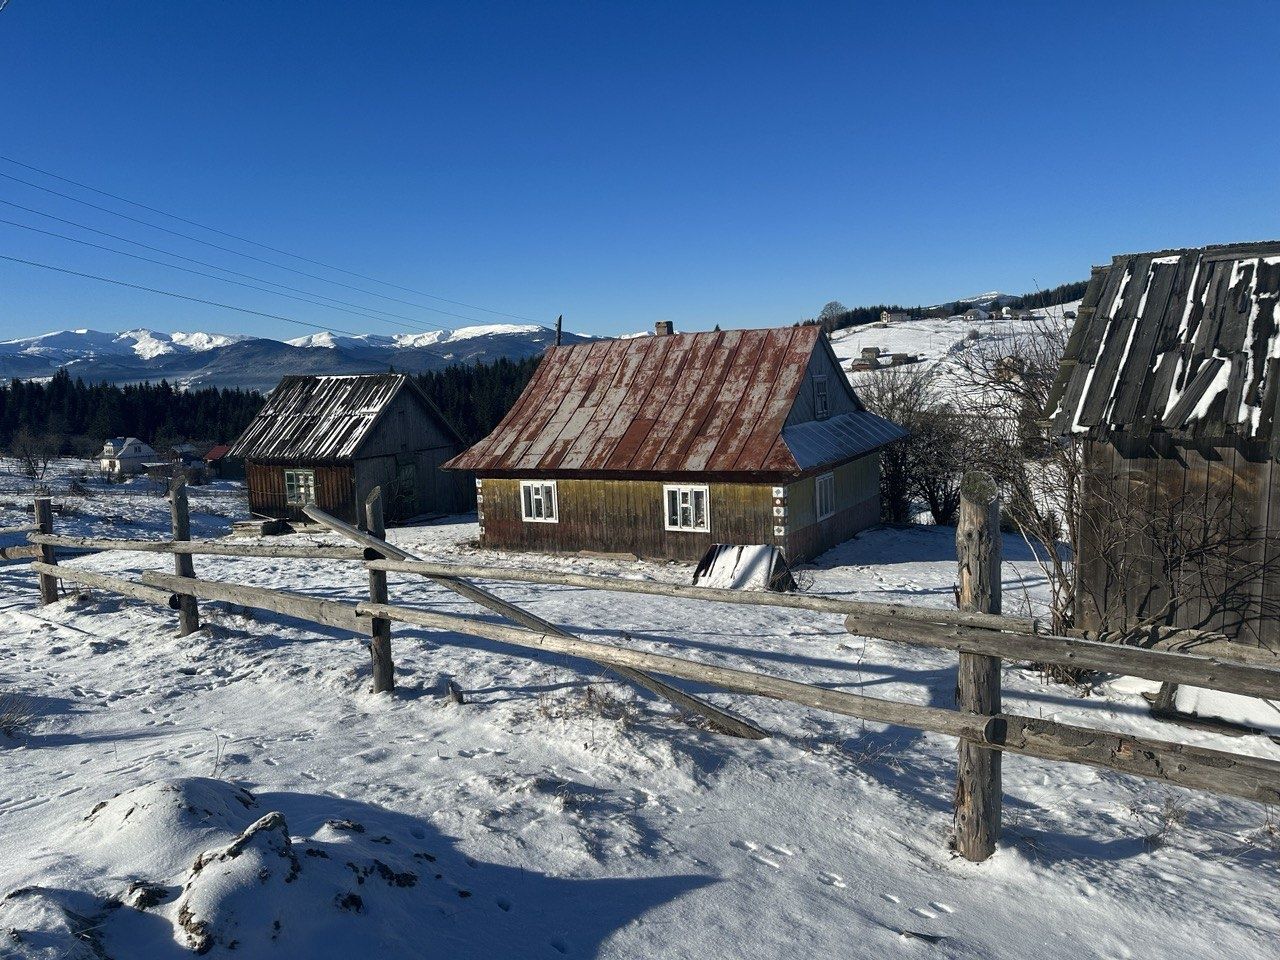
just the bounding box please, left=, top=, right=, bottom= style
left=654, top=320, right=674, bottom=337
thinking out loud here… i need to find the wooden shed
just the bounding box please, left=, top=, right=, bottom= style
left=1048, top=241, right=1280, bottom=650
left=228, top=373, right=471, bottom=527
left=444, top=324, right=906, bottom=562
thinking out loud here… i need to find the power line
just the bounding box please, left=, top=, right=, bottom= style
left=0, top=155, right=547, bottom=325
left=0, top=253, right=366, bottom=337
left=0, top=198, right=452, bottom=332
left=0, top=169, right=543, bottom=329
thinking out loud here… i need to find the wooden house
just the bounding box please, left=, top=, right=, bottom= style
left=98, top=437, right=156, bottom=477
left=228, top=373, right=471, bottom=527
left=444, top=324, right=906, bottom=562
left=1048, top=242, right=1280, bottom=651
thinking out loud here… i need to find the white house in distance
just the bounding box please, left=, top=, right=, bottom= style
left=98, top=437, right=156, bottom=477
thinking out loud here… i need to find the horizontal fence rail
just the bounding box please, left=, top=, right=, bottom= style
left=30, top=533, right=364, bottom=560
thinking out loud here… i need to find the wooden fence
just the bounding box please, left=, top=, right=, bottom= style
left=18, top=478, right=1280, bottom=863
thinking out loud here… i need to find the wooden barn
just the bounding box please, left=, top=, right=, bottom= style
left=1048, top=241, right=1280, bottom=651
left=444, top=323, right=906, bottom=562
left=228, top=373, right=471, bottom=527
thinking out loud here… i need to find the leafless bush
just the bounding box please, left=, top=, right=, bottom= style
left=0, top=694, right=34, bottom=738
left=6, top=427, right=63, bottom=486
left=858, top=365, right=971, bottom=525
left=1127, top=793, right=1189, bottom=851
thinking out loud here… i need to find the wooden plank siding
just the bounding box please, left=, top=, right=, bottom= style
left=475, top=451, right=881, bottom=564
left=246, top=461, right=357, bottom=525
left=1076, top=438, right=1280, bottom=651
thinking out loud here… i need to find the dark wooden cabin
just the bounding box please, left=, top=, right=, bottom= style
left=444, top=324, right=906, bottom=562
left=228, top=373, right=471, bottom=527
left=1048, top=242, right=1280, bottom=651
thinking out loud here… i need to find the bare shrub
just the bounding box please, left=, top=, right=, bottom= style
left=0, top=693, right=34, bottom=738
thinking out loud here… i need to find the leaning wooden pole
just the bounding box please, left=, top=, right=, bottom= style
left=954, top=471, right=1002, bottom=862
left=33, top=496, right=58, bottom=605
left=364, top=488, right=395, bottom=693
left=303, top=504, right=768, bottom=739
left=170, top=479, right=200, bottom=635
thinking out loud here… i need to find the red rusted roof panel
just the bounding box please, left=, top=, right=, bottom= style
left=446, top=326, right=830, bottom=474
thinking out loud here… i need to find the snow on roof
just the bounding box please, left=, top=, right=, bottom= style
left=228, top=373, right=454, bottom=463
left=446, top=326, right=898, bottom=477
left=1049, top=241, right=1280, bottom=453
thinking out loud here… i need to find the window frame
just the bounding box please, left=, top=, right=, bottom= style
left=813, top=375, right=830, bottom=420
left=663, top=483, right=711, bottom=533
left=519, top=480, right=559, bottom=523
left=284, top=468, right=317, bottom=506
left=815, top=471, right=836, bottom=521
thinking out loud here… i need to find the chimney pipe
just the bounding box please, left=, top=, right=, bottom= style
left=654, top=320, right=674, bottom=337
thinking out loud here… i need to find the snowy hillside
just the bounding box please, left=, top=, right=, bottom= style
left=0, top=465, right=1277, bottom=958
left=0, top=324, right=585, bottom=392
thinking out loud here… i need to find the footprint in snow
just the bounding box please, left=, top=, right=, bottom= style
left=817, top=872, right=846, bottom=888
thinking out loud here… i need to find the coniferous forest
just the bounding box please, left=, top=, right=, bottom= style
left=0, top=355, right=544, bottom=456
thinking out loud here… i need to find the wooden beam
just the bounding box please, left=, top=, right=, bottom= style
left=33, top=497, right=57, bottom=605
left=364, top=488, right=394, bottom=694
left=29, top=533, right=363, bottom=560
left=31, top=561, right=177, bottom=608
left=362, top=558, right=1033, bottom=632
left=844, top=615, right=1280, bottom=701
left=305, top=504, right=770, bottom=741
left=953, top=471, right=1002, bottom=862
left=0, top=544, right=39, bottom=561
left=139, top=570, right=368, bottom=634
left=170, top=480, right=200, bottom=636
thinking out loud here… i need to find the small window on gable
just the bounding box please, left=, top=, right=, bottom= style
left=815, top=472, right=836, bottom=520
left=664, top=484, right=710, bottom=532
left=520, top=480, right=558, bottom=522
left=814, top=375, right=830, bottom=420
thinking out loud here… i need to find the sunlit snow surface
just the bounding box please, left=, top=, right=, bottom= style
left=0, top=460, right=1277, bottom=959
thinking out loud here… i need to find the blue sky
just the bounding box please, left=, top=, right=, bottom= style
left=1, top=1, right=1278, bottom=342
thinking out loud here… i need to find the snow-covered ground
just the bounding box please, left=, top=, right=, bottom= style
left=830, top=301, right=1082, bottom=388
left=1, top=463, right=1278, bottom=959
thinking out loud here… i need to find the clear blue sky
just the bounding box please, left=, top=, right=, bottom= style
left=1, top=1, right=1278, bottom=342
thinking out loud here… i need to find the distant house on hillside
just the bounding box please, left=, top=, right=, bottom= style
left=880, top=311, right=911, bottom=324
left=1049, top=241, right=1280, bottom=650
left=445, top=323, right=906, bottom=562
left=98, top=437, right=156, bottom=477
left=228, top=373, right=471, bottom=527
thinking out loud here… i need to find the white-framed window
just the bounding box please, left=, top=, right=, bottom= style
left=284, top=468, right=316, bottom=505
left=664, top=484, right=710, bottom=532
left=814, top=375, right=830, bottom=419
left=520, top=480, right=558, bottom=522
left=815, top=472, right=836, bottom=520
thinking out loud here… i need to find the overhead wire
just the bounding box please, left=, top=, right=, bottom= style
left=0, top=154, right=543, bottom=324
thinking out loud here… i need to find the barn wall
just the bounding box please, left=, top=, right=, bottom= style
left=478, top=478, right=780, bottom=562
left=1076, top=438, right=1279, bottom=650
left=246, top=461, right=357, bottom=525
left=780, top=453, right=881, bottom=561
left=477, top=458, right=881, bottom=563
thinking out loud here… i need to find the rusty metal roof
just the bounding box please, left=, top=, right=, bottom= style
left=1049, top=242, right=1280, bottom=454
left=228, top=373, right=454, bottom=462
left=446, top=326, right=897, bottom=477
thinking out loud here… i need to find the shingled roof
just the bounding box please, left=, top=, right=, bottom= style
left=229, top=373, right=459, bottom=462
left=1049, top=242, right=1280, bottom=453
left=445, top=326, right=904, bottom=478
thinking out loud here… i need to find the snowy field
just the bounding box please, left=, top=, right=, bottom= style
left=1, top=462, right=1279, bottom=958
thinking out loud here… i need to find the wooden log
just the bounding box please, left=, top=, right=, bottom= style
left=843, top=615, right=1280, bottom=701
left=113, top=569, right=1280, bottom=804
left=28, top=533, right=363, bottom=559
left=1080, top=625, right=1280, bottom=669
left=30, top=561, right=178, bottom=608
left=0, top=544, right=40, bottom=561
left=33, top=497, right=58, bottom=605
left=306, top=504, right=769, bottom=740
left=364, top=488, right=394, bottom=693
left=954, top=471, right=1002, bottom=862
left=0, top=524, right=35, bottom=535
left=170, top=480, right=200, bottom=636
left=139, top=570, right=368, bottom=633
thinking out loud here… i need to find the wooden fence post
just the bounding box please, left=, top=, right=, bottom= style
left=33, top=496, right=58, bottom=605
left=954, top=471, right=1002, bottom=862
left=365, top=487, right=395, bottom=693
left=170, top=478, right=200, bottom=635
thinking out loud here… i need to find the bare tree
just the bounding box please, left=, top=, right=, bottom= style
left=7, top=427, right=61, bottom=488
left=819, top=301, right=848, bottom=327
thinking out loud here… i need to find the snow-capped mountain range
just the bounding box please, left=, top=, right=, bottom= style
left=0, top=323, right=584, bottom=392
